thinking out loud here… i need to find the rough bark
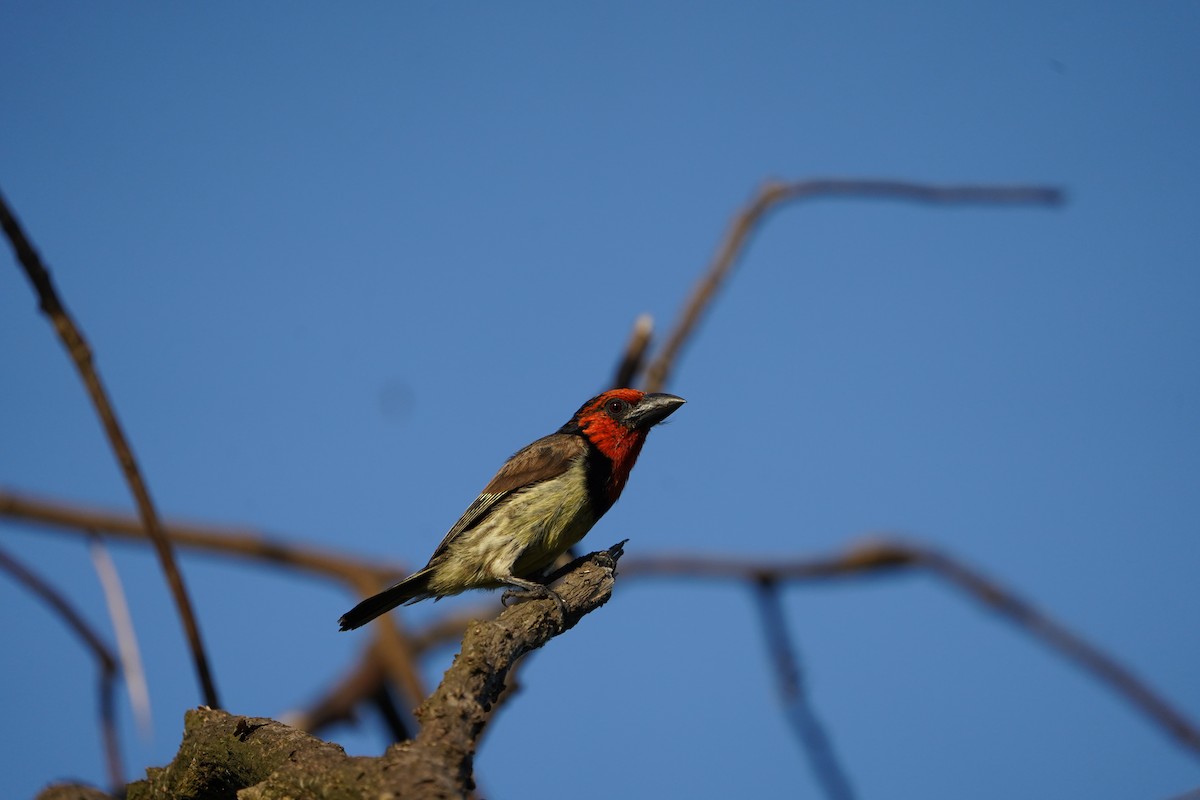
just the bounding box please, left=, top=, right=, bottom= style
left=37, top=544, right=625, bottom=800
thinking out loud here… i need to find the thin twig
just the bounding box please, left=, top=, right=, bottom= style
left=0, top=544, right=125, bottom=791
left=0, top=190, right=220, bottom=707
left=612, top=313, right=653, bottom=388
left=624, top=538, right=1200, bottom=759
left=89, top=536, right=152, bottom=737
left=919, top=545, right=1200, bottom=757
left=755, top=579, right=855, bottom=800
left=642, top=178, right=1064, bottom=392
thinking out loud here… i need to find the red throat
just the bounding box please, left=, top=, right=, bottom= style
left=580, top=414, right=649, bottom=503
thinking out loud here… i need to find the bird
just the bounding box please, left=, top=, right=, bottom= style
left=338, top=388, right=685, bottom=631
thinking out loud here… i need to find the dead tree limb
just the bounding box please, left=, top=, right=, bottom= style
left=113, top=545, right=626, bottom=800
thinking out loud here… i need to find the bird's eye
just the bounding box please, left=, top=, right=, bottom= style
left=606, top=398, right=629, bottom=415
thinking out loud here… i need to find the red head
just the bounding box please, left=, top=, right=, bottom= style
left=564, top=389, right=685, bottom=504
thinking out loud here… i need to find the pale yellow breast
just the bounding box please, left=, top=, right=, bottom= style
left=431, top=457, right=598, bottom=592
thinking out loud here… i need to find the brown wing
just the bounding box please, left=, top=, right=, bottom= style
left=427, top=432, right=587, bottom=560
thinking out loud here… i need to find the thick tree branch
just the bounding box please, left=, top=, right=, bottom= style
left=9, top=488, right=1197, bottom=760
left=410, top=542, right=626, bottom=786
left=104, top=546, right=626, bottom=800
left=7, top=488, right=1197, bottom=759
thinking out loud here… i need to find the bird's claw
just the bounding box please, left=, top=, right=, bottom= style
left=501, top=583, right=568, bottom=627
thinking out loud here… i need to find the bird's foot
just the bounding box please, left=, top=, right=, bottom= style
left=501, top=578, right=567, bottom=627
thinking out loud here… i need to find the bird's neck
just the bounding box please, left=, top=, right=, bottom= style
left=581, top=420, right=648, bottom=504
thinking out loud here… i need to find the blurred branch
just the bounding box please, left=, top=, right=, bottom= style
left=624, top=538, right=1200, bottom=759
left=612, top=313, right=654, bottom=388
left=0, top=544, right=124, bottom=791
left=283, top=640, right=409, bottom=742
left=641, top=178, right=1065, bottom=392
left=8, top=488, right=1195, bottom=762
left=370, top=683, right=412, bottom=744
left=0, top=190, right=219, bottom=708
left=8, top=488, right=1195, bottom=760
left=0, top=489, right=399, bottom=588
left=755, top=579, right=855, bottom=800
left=408, top=606, right=495, bottom=654
left=89, top=537, right=152, bottom=737
left=0, top=488, right=429, bottom=721
left=369, top=621, right=429, bottom=727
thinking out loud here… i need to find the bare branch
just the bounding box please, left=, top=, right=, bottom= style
left=0, top=190, right=219, bottom=708
left=612, top=313, right=654, bottom=388
left=0, top=488, right=430, bottom=721
left=0, top=544, right=124, bottom=790
left=408, top=605, right=496, bottom=654
left=89, top=537, right=152, bottom=737
left=412, top=543, right=626, bottom=789
left=118, top=548, right=628, bottom=800
left=0, top=490, right=399, bottom=589
left=10, top=487, right=1193, bottom=763
left=642, top=178, right=1064, bottom=392
left=370, top=682, right=413, bottom=744
left=369, top=621, right=429, bottom=728
left=11, top=487, right=1193, bottom=760
left=755, top=579, right=855, bottom=800
left=283, top=640, right=411, bottom=741
left=624, top=538, right=1200, bottom=759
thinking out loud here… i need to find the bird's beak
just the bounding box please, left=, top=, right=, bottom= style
left=626, top=393, right=686, bottom=429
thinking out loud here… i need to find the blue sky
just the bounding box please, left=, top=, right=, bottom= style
left=2, top=3, right=1198, bottom=799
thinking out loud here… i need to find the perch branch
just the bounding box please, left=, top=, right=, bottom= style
left=7, top=489, right=1194, bottom=759
left=411, top=543, right=626, bottom=791
left=119, top=548, right=628, bottom=800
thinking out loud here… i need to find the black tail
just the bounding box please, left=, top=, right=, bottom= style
left=338, top=568, right=435, bottom=631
